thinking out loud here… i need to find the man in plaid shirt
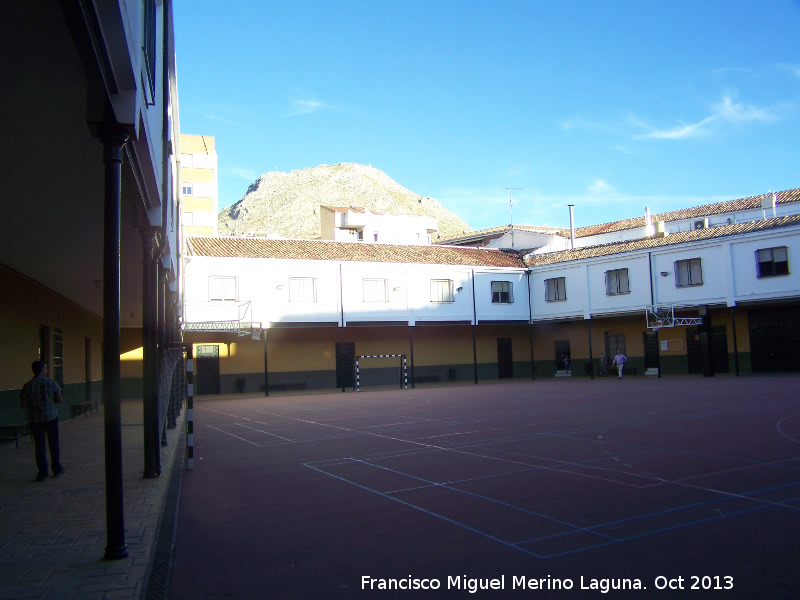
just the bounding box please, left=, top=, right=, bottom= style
left=20, top=361, right=65, bottom=481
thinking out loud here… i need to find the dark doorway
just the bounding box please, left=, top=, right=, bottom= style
left=712, top=325, right=729, bottom=373
left=335, top=341, right=355, bottom=389
left=497, top=337, right=513, bottom=379
left=604, top=332, right=626, bottom=360
left=748, top=305, right=800, bottom=372
left=687, top=325, right=729, bottom=374
left=554, top=340, right=571, bottom=371
left=686, top=327, right=702, bottom=374
left=643, top=331, right=659, bottom=370
left=196, top=345, right=221, bottom=394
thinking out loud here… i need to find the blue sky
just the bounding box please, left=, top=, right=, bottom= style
left=174, top=1, right=800, bottom=231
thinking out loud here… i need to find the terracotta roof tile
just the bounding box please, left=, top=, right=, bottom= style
left=187, top=237, right=526, bottom=268
left=524, top=215, right=800, bottom=267
left=574, top=188, right=800, bottom=238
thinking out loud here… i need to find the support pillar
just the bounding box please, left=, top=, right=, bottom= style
left=408, top=325, right=415, bottom=389
left=587, top=319, right=594, bottom=380
left=101, top=126, right=129, bottom=561
left=142, top=229, right=160, bottom=478
left=472, top=325, right=479, bottom=384
left=731, top=306, right=740, bottom=376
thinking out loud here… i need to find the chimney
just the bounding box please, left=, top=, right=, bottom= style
left=645, top=206, right=654, bottom=237
left=568, top=205, right=575, bottom=249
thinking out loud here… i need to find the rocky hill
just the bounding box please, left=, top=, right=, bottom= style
left=217, top=163, right=472, bottom=240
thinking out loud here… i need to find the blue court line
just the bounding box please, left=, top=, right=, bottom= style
left=307, top=456, right=800, bottom=559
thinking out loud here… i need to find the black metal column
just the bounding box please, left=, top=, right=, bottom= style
left=409, top=325, right=415, bottom=389
left=101, top=126, right=129, bottom=561
left=731, top=306, right=740, bottom=376
left=142, top=229, right=160, bottom=478
left=587, top=319, right=594, bottom=380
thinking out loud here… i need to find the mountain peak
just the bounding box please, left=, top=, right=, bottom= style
left=218, top=163, right=471, bottom=240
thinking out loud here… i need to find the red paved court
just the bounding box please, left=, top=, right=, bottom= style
left=169, top=375, right=800, bottom=599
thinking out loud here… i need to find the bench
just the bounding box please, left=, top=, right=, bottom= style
left=0, top=422, right=32, bottom=449
left=71, top=400, right=98, bottom=418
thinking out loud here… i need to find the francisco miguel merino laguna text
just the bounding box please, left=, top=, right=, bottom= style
left=361, top=574, right=645, bottom=593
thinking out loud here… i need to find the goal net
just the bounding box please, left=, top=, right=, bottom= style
left=355, top=354, right=408, bottom=391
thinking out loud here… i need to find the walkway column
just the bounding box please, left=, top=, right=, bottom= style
left=101, top=126, right=129, bottom=561
left=142, top=229, right=160, bottom=478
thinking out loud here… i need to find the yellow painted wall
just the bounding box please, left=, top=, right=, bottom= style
left=182, top=166, right=214, bottom=182
left=184, top=197, right=215, bottom=212
left=0, top=265, right=102, bottom=390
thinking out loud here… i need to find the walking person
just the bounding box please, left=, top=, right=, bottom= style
left=20, top=360, right=64, bottom=481
left=613, top=351, right=628, bottom=379
left=599, top=353, right=608, bottom=377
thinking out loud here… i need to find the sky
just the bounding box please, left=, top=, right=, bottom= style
left=173, top=1, right=800, bottom=231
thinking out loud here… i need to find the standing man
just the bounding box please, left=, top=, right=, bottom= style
left=599, top=353, right=608, bottom=377
left=20, top=361, right=64, bottom=481
left=613, top=351, right=628, bottom=379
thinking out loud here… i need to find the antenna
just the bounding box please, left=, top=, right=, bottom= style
left=506, top=188, right=521, bottom=248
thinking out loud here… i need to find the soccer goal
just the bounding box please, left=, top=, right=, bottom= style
left=355, top=354, right=408, bottom=391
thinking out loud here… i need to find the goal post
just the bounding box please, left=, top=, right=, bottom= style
left=355, top=354, right=408, bottom=391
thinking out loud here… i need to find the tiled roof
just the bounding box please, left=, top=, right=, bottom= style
left=437, top=188, right=800, bottom=244
left=524, top=215, right=800, bottom=267
left=573, top=188, right=800, bottom=238
left=437, top=224, right=569, bottom=244
left=187, top=237, right=526, bottom=268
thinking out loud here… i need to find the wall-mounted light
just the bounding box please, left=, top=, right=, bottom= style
left=660, top=271, right=669, bottom=277
left=456, top=286, right=464, bottom=292
left=393, top=286, right=401, bottom=292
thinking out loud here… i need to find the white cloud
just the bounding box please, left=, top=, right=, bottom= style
left=635, top=116, right=716, bottom=140
left=712, top=95, right=778, bottom=122
left=286, top=97, right=329, bottom=117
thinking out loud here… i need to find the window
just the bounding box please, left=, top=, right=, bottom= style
left=430, top=279, right=454, bottom=303
left=605, top=268, right=630, bottom=295
left=209, top=276, right=237, bottom=301
left=143, top=0, right=157, bottom=100
left=756, top=246, right=789, bottom=278
left=363, top=278, right=388, bottom=302
left=355, top=230, right=364, bottom=241
left=53, top=328, right=64, bottom=390
left=675, top=258, right=703, bottom=287
left=545, top=277, right=566, bottom=302
left=491, top=281, right=514, bottom=303
left=289, top=277, right=316, bottom=302
left=182, top=184, right=193, bottom=196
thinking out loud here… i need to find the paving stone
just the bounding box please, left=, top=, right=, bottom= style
left=0, top=399, right=184, bottom=600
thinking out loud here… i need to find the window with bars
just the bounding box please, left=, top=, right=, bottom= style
left=289, top=277, right=316, bottom=302
left=544, top=277, right=566, bottom=302
left=363, top=278, right=388, bottom=302
left=209, top=276, right=237, bottom=301
left=605, top=268, right=630, bottom=295
left=756, top=246, right=789, bottom=278
left=430, top=279, right=454, bottom=303
left=675, top=258, right=703, bottom=287
left=491, top=281, right=513, bottom=303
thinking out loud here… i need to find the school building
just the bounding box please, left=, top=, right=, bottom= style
left=181, top=190, right=800, bottom=395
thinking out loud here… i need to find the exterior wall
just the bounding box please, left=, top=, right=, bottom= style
left=0, top=266, right=103, bottom=425
left=319, top=208, right=437, bottom=245
left=181, top=134, right=218, bottom=236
